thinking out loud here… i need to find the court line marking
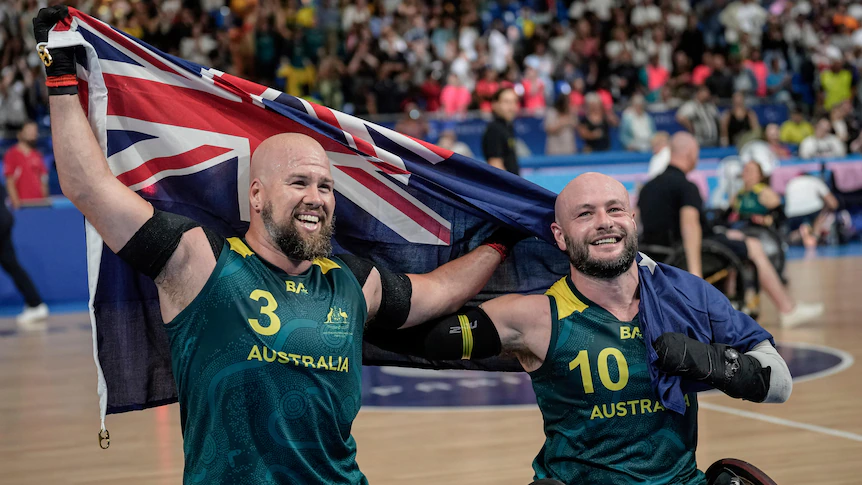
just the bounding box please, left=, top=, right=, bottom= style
left=698, top=402, right=862, bottom=443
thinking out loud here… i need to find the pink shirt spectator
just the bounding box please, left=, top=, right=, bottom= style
left=745, top=60, right=768, bottom=97
left=645, top=64, right=669, bottom=91
left=475, top=79, right=499, bottom=112
left=692, top=65, right=712, bottom=85
left=522, top=78, right=546, bottom=113
left=570, top=91, right=585, bottom=113
left=439, top=84, right=471, bottom=116
left=597, top=89, right=614, bottom=111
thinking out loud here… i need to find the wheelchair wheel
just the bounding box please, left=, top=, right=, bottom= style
left=705, top=458, right=778, bottom=485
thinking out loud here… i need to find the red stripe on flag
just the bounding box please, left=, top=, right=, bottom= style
left=369, top=161, right=410, bottom=175
left=311, top=104, right=343, bottom=131
left=338, top=166, right=450, bottom=244
left=350, top=136, right=378, bottom=159
left=414, top=138, right=455, bottom=160
left=101, top=74, right=356, bottom=156
left=116, top=145, right=233, bottom=187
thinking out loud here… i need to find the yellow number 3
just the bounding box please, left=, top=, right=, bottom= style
left=248, top=289, right=281, bottom=335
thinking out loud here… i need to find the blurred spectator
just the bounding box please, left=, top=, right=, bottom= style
left=641, top=54, right=669, bottom=103
left=475, top=68, right=500, bottom=113
left=828, top=100, right=857, bottom=144
left=647, top=131, right=671, bottom=180
left=543, top=95, right=578, bottom=156
left=568, top=77, right=586, bottom=114
left=730, top=161, right=782, bottom=227
left=721, top=92, right=761, bottom=148
left=482, top=87, right=519, bottom=174
left=705, top=53, right=735, bottom=99
left=766, top=56, right=792, bottom=103
left=436, top=128, right=474, bottom=159
left=578, top=93, right=618, bottom=153
left=619, top=94, right=656, bottom=153
left=439, top=73, right=471, bottom=117
left=780, top=109, right=815, bottom=145
left=784, top=174, right=840, bottom=248
left=799, top=118, right=847, bottom=159
left=819, top=46, right=855, bottom=112
left=744, top=49, right=768, bottom=98
left=3, top=121, right=47, bottom=208
left=691, top=52, right=713, bottom=86
left=521, top=66, right=547, bottom=116
left=764, top=123, right=792, bottom=159
left=679, top=14, right=706, bottom=67
left=677, top=85, right=719, bottom=147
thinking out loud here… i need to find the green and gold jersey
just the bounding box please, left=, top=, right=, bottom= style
left=529, top=276, right=704, bottom=485
left=164, top=237, right=368, bottom=484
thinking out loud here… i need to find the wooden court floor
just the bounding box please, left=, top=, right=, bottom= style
left=2, top=255, right=861, bottom=485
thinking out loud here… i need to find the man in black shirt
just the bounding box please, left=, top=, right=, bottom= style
left=638, top=132, right=823, bottom=328
left=482, top=87, right=520, bottom=175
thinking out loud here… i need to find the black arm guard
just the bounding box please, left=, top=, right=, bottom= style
left=117, top=210, right=222, bottom=279
left=654, top=332, right=771, bottom=403
left=339, top=254, right=413, bottom=330
left=365, top=306, right=502, bottom=361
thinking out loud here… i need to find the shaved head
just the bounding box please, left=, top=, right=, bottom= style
left=251, top=133, right=329, bottom=182
left=247, top=133, right=335, bottom=262
left=668, top=132, right=699, bottom=173
left=555, top=172, right=631, bottom=223
left=552, top=173, right=637, bottom=279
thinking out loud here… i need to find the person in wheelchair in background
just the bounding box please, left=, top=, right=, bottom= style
left=638, top=132, right=824, bottom=328
left=728, top=160, right=782, bottom=230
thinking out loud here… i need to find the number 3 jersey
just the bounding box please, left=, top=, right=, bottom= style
left=529, top=276, right=705, bottom=485
left=164, top=237, right=368, bottom=485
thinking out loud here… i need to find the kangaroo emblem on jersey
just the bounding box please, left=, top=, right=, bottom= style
left=325, top=308, right=349, bottom=324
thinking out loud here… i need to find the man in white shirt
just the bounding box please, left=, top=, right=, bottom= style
left=784, top=174, right=840, bottom=248
left=676, top=85, right=720, bottom=147
left=799, top=118, right=847, bottom=159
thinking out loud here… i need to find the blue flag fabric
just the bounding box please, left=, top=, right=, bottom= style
left=635, top=254, right=774, bottom=414
left=50, top=9, right=771, bottom=426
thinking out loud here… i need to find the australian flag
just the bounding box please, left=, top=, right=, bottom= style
left=46, top=8, right=569, bottom=426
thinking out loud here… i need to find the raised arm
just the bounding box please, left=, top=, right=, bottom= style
left=37, top=7, right=215, bottom=321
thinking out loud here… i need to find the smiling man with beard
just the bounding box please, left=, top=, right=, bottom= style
left=387, top=172, right=792, bottom=485
left=37, top=7, right=519, bottom=483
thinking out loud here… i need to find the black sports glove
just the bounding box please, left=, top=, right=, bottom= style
left=33, top=5, right=78, bottom=95
left=653, top=332, right=771, bottom=402
left=481, top=226, right=530, bottom=262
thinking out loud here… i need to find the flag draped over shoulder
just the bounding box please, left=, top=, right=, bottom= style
left=46, top=9, right=568, bottom=427
left=48, top=9, right=764, bottom=429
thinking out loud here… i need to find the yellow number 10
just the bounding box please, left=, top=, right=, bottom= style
left=568, top=348, right=629, bottom=394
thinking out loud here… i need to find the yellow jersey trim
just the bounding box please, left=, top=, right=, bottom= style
left=545, top=277, right=589, bottom=319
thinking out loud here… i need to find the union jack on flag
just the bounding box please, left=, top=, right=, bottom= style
left=47, top=8, right=565, bottom=429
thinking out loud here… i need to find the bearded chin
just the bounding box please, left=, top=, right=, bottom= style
left=563, top=233, right=637, bottom=279
left=262, top=202, right=334, bottom=261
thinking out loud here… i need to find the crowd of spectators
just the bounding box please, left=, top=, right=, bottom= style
left=4, top=0, right=862, bottom=157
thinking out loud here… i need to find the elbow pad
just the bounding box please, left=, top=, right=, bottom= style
left=117, top=210, right=222, bottom=279
left=367, top=306, right=502, bottom=361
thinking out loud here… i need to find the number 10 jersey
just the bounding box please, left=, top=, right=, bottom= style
left=529, top=276, right=704, bottom=485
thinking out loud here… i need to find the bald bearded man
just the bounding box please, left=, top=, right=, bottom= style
left=385, top=173, right=791, bottom=485
left=36, top=7, right=516, bottom=483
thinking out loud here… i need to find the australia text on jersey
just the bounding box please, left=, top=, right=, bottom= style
left=244, top=284, right=351, bottom=373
